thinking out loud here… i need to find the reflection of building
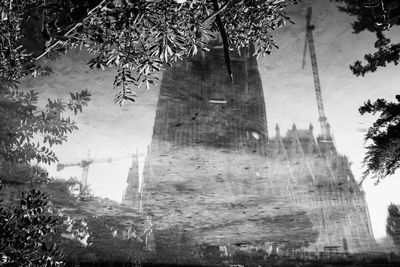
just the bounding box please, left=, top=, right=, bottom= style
left=272, top=123, right=376, bottom=253
left=124, top=44, right=376, bottom=253
left=122, top=154, right=140, bottom=208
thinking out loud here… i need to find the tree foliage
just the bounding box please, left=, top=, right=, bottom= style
left=1, top=1, right=301, bottom=265
left=334, top=0, right=400, bottom=76
left=387, top=203, right=400, bottom=249
left=334, top=1, right=400, bottom=183
left=1, top=3, right=91, bottom=262
left=0, top=0, right=92, bottom=168
left=0, top=163, right=50, bottom=187
left=1, top=0, right=299, bottom=106
left=0, top=81, right=91, bottom=166
left=359, top=95, right=400, bottom=183
left=0, top=182, right=64, bottom=266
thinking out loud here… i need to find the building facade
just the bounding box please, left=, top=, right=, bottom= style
left=122, top=45, right=376, bottom=254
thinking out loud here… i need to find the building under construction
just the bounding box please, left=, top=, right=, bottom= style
left=122, top=38, right=377, bottom=254
left=120, top=6, right=378, bottom=258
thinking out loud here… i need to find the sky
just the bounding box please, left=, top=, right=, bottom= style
left=20, top=0, right=400, bottom=240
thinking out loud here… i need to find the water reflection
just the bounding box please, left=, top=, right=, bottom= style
left=125, top=45, right=377, bottom=258
left=2, top=40, right=398, bottom=266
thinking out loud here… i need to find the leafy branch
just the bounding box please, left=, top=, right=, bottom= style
left=5, top=0, right=299, bottom=105
left=1, top=82, right=91, bottom=165
left=350, top=31, right=400, bottom=76
left=358, top=95, right=400, bottom=184
left=0, top=183, right=64, bottom=266
left=334, top=0, right=400, bottom=76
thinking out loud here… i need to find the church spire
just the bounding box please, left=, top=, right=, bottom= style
left=122, top=152, right=140, bottom=207
left=275, top=123, right=281, bottom=137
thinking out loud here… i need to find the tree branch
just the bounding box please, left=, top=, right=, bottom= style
left=202, top=1, right=230, bottom=26
left=212, top=0, right=233, bottom=82
left=34, top=0, right=109, bottom=61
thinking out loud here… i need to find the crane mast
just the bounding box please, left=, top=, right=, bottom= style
left=303, top=7, right=330, bottom=140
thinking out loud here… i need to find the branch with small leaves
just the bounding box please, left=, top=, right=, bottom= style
left=358, top=95, right=400, bottom=184
left=334, top=0, right=400, bottom=76
left=15, top=0, right=300, bottom=105
left=1, top=82, right=91, bottom=165
left=0, top=183, right=64, bottom=266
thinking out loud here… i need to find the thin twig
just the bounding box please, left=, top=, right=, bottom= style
left=202, top=1, right=230, bottom=26
left=358, top=175, right=367, bottom=186
left=34, top=0, right=109, bottom=61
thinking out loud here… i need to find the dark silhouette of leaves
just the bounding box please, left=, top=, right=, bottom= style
left=0, top=182, right=64, bottom=266
left=1, top=82, right=91, bottom=166
left=334, top=0, right=400, bottom=75
left=359, top=95, right=400, bottom=184
left=1, top=0, right=299, bottom=105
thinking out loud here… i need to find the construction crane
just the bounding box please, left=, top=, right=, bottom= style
left=56, top=150, right=112, bottom=185
left=56, top=150, right=147, bottom=185
left=302, top=6, right=331, bottom=141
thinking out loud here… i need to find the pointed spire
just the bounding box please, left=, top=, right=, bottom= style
left=307, top=122, right=318, bottom=155
left=146, top=143, right=151, bottom=156
left=122, top=152, right=140, bottom=206
left=275, top=123, right=280, bottom=136
left=130, top=153, right=138, bottom=168
left=292, top=123, right=297, bottom=131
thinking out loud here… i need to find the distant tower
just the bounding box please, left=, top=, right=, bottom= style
left=303, top=6, right=331, bottom=141
left=122, top=153, right=139, bottom=207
